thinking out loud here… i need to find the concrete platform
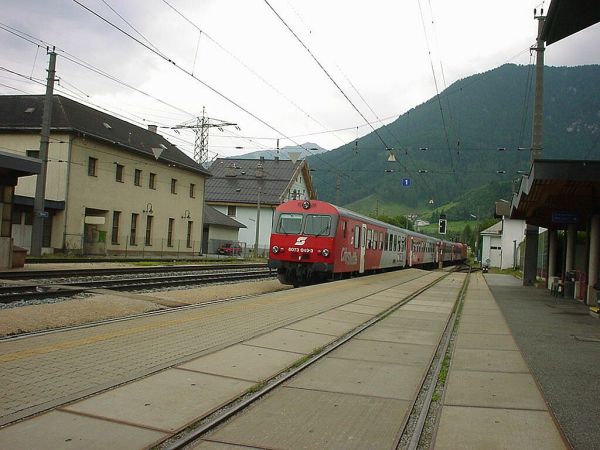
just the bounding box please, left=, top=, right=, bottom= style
left=196, top=274, right=465, bottom=450
left=203, top=388, right=410, bottom=450
left=433, top=272, right=568, bottom=450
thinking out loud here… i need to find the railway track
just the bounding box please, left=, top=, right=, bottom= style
left=0, top=263, right=266, bottom=280
left=0, top=266, right=275, bottom=304
left=160, top=265, right=471, bottom=450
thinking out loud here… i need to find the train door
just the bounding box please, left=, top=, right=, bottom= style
left=359, top=224, right=367, bottom=273
left=407, top=236, right=413, bottom=267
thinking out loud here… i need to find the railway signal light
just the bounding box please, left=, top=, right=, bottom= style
left=439, top=214, right=447, bottom=235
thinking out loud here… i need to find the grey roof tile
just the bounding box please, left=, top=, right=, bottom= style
left=0, top=95, right=210, bottom=176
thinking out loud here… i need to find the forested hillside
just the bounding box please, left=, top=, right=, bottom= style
left=308, top=64, right=600, bottom=219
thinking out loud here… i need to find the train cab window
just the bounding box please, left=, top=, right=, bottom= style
left=304, top=214, right=332, bottom=236
left=276, top=213, right=303, bottom=234
left=354, top=226, right=360, bottom=249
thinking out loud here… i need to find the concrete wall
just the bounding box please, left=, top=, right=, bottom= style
left=481, top=234, right=502, bottom=267
left=500, top=218, right=526, bottom=269
left=208, top=225, right=239, bottom=242
left=0, top=237, right=11, bottom=269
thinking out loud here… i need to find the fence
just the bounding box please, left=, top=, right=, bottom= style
left=61, top=233, right=270, bottom=259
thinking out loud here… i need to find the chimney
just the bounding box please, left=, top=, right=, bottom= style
left=255, top=162, right=264, bottom=178
left=147, top=125, right=158, bottom=133
left=225, top=163, right=237, bottom=177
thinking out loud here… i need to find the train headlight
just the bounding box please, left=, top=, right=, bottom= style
left=272, top=245, right=280, bottom=254
left=302, top=200, right=311, bottom=209
left=322, top=249, right=330, bottom=257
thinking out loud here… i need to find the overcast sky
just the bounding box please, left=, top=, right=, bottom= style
left=2, top=0, right=599, bottom=161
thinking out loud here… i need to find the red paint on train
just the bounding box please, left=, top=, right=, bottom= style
left=268, top=200, right=466, bottom=286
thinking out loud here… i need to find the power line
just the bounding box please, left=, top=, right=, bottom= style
left=160, top=0, right=347, bottom=147
left=262, top=0, right=394, bottom=154
left=417, top=0, right=454, bottom=174
left=71, top=0, right=360, bottom=190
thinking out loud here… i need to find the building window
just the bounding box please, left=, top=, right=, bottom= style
left=115, top=164, right=124, bottom=182
left=130, top=213, right=138, bottom=245
left=189, top=183, right=195, bottom=198
left=145, top=215, right=153, bottom=246
left=171, top=178, right=177, bottom=194
left=26, top=149, right=40, bottom=159
left=88, top=157, right=97, bottom=176
left=227, top=205, right=236, bottom=217
left=149, top=173, right=156, bottom=189
left=134, top=169, right=142, bottom=186
left=167, top=218, right=174, bottom=247
left=186, top=221, right=193, bottom=248
left=111, top=211, right=121, bottom=244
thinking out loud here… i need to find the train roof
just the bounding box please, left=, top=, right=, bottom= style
left=278, top=200, right=462, bottom=247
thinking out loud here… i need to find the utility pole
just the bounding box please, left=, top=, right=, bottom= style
left=531, top=11, right=545, bottom=161
left=31, top=48, right=57, bottom=257
left=172, top=107, right=237, bottom=167
left=254, top=189, right=261, bottom=258
left=523, top=10, right=545, bottom=286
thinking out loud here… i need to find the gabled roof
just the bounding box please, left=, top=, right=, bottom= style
left=0, top=95, right=210, bottom=176
left=205, top=157, right=316, bottom=205
left=481, top=221, right=503, bottom=235
left=203, top=205, right=246, bottom=229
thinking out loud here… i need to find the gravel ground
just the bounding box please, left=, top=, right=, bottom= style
left=0, top=279, right=290, bottom=337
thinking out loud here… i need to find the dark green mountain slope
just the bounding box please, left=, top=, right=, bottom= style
left=308, top=64, right=600, bottom=212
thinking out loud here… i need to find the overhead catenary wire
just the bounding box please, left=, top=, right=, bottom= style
left=262, top=0, right=395, bottom=155
left=70, top=0, right=360, bottom=191
left=417, top=0, right=455, bottom=175
left=159, top=0, right=348, bottom=147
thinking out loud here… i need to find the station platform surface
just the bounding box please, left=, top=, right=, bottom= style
left=483, top=274, right=600, bottom=450
left=0, top=270, right=596, bottom=449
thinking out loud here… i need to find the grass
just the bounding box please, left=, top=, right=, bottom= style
left=487, top=267, right=523, bottom=278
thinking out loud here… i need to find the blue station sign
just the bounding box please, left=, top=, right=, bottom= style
left=552, top=211, right=578, bottom=224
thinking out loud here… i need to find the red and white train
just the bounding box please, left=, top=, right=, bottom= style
left=268, top=199, right=467, bottom=286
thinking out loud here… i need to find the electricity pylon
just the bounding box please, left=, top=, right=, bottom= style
left=172, top=107, right=238, bottom=167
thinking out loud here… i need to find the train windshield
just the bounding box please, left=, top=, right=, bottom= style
left=304, top=214, right=332, bottom=236
left=276, top=213, right=303, bottom=234
left=275, top=213, right=334, bottom=236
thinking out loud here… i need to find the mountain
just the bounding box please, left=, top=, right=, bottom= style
left=307, top=64, right=600, bottom=219
left=232, top=142, right=328, bottom=161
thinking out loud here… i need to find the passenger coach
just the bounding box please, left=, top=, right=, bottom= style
left=268, top=200, right=466, bottom=286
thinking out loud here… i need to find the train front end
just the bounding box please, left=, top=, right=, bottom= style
left=268, top=200, right=338, bottom=286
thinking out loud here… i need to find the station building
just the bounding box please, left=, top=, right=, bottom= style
left=514, top=0, right=600, bottom=305
left=0, top=95, right=210, bottom=257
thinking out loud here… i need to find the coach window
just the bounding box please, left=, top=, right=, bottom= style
left=354, top=226, right=360, bottom=249
left=276, top=213, right=303, bottom=234
left=304, top=214, right=331, bottom=236
left=367, top=229, right=372, bottom=248
left=394, top=235, right=398, bottom=252
left=342, top=220, right=347, bottom=238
